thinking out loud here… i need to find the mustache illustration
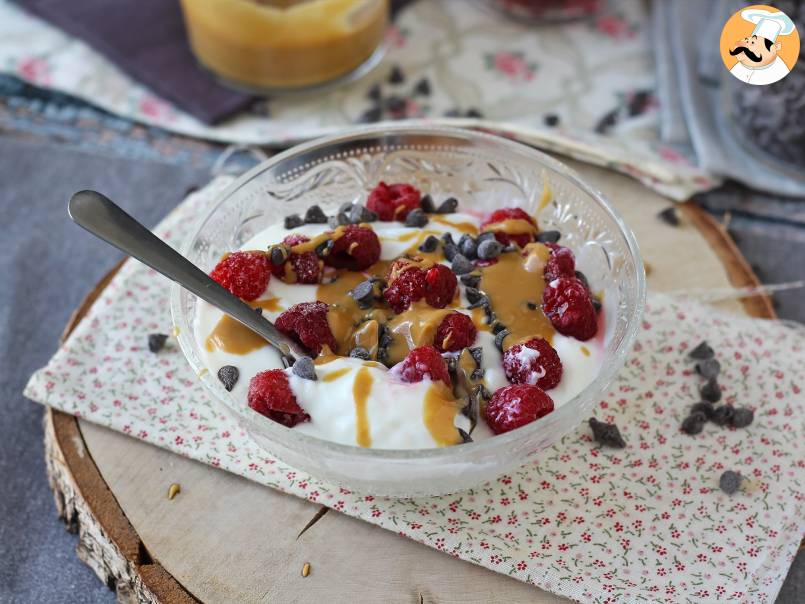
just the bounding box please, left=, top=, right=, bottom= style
left=730, top=45, right=763, bottom=62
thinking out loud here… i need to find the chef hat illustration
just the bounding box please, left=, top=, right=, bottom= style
left=741, top=8, right=796, bottom=42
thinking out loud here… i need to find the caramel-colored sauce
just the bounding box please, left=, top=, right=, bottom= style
left=423, top=384, right=462, bottom=446
left=537, top=181, right=553, bottom=212
left=580, top=346, right=590, bottom=357
left=253, top=297, right=284, bottom=312
left=481, top=218, right=538, bottom=236
left=430, top=215, right=479, bottom=235
left=385, top=302, right=454, bottom=365
left=204, top=298, right=282, bottom=354
left=353, top=366, right=373, bottom=447
left=322, top=367, right=352, bottom=382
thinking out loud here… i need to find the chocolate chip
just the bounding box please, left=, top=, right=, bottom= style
left=349, top=280, right=375, bottom=308
left=719, top=470, right=742, bottom=495
left=358, top=107, right=382, bottom=123
left=458, top=428, right=473, bottom=443
left=339, top=201, right=355, bottom=214
left=464, top=287, right=483, bottom=304
left=147, top=333, right=168, bottom=353
left=414, top=77, right=431, bottom=96
left=730, top=407, right=754, bottom=428
left=468, top=295, right=490, bottom=310
left=701, top=378, right=722, bottom=403
left=419, top=235, right=439, bottom=253
left=469, top=346, right=483, bottom=367
left=315, top=239, right=334, bottom=258
left=657, top=207, right=680, bottom=227
left=349, top=347, right=371, bottom=360
left=588, top=417, right=626, bottom=448
left=435, top=197, right=458, bottom=214
left=327, top=215, right=340, bottom=229
left=292, top=356, right=317, bottom=381
left=711, top=404, right=734, bottom=426
left=385, top=96, right=406, bottom=114
left=444, top=109, right=461, bottom=118
left=388, top=65, right=404, bottom=84
left=254, top=307, right=263, bottom=315
left=471, top=368, right=485, bottom=381
left=690, top=401, right=714, bottom=419
left=443, top=243, right=459, bottom=262
left=217, top=365, right=239, bottom=391
left=284, top=214, right=304, bottom=229
left=304, top=204, right=328, bottom=224
left=477, top=239, right=503, bottom=260
left=696, top=358, right=721, bottom=379
left=404, top=208, right=429, bottom=227
left=461, top=386, right=483, bottom=433
left=465, top=108, right=483, bottom=118
left=681, top=412, right=707, bottom=435
left=441, top=232, right=455, bottom=247
left=494, top=328, right=510, bottom=351
left=270, top=245, right=289, bottom=265
left=574, top=270, right=590, bottom=291
left=536, top=230, right=561, bottom=244
left=348, top=204, right=365, bottom=224
left=420, top=194, right=435, bottom=213
left=526, top=301, right=538, bottom=310
left=367, top=83, right=382, bottom=101
left=460, top=273, right=481, bottom=288
left=544, top=114, right=560, bottom=127
left=688, top=340, right=714, bottom=360
left=444, top=355, right=458, bottom=375
left=451, top=253, right=473, bottom=275
left=458, top=234, right=477, bottom=259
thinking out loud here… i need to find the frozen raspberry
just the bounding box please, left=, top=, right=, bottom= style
left=210, top=250, right=270, bottom=301
left=383, top=262, right=426, bottom=313
left=248, top=369, right=310, bottom=428
left=485, top=384, right=554, bottom=434
left=275, top=301, right=337, bottom=355
left=366, top=181, right=421, bottom=221
left=434, top=312, right=477, bottom=352
left=424, top=264, right=458, bottom=308
left=502, top=338, right=562, bottom=390
left=544, top=244, right=575, bottom=282
left=542, top=277, right=598, bottom=341
left=480, top=208, right=537, bottom=248
left=324, top=224, right=381, bottom=271
left=272, top=234, right=323, bottom=284
left=396, top=345, right=452, bottom=387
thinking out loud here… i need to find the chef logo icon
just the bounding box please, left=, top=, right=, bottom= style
left=720, top=5, right=799, bottom=85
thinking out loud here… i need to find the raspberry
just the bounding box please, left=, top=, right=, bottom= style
left=383, top=263, right=426, bottom=313
left=480, top=207, right=537, bottom=248
left=366, top=181, right=421, bottom=221
left=324, top=224, right=381, bottom=271
left=275, top=301, right=337, bottom=355
left=485, top=384, right=554, bottom=435
left=434, top=312, right=477, bottom=352
left=424, top=264, right=458, bottom=308
left=395, top=345, right=452, bottom=387
left=542, top=277, right=598, bottom=341
left=248, top=369, right=310, bottom=427
left=210, top=250, right=270, bottom=301
left=502, top=338, right=563, bottom=389
left=544, top=244, right=575, bottom=282
left=272, top=235, right=323, bottom=284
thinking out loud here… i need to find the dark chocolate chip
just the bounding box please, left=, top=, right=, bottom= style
left=491, top=321, right=507, bottom=335
left=681, top=412, right=707, bottom=435
left=435, top=197, right=459, bottom=214
left=404, top=208, right=429, bottom=228
left=458, top=428, right=473, bottom=443
left=730, top=407, right=754, bottom=428
left=526, top=301, right=539, bottom=310
left=711, top=405, right=734, bottom=426
left=719, top=470, right=742, bottom=495
left=284, top=214, right=304, bottom=229
left=459, top=234, right=477, bottom=260
left=701, top=378, right=722, bottom=403
left=536, top=230, right=561, bottom=244
left=315, top=239, right=334, bottom=258
left=217, top=365, right=239, bottom=391
left=588, top=417, right=626, bottom=448
left=385, top=96, right=406, bottom=114
left=461, top=385, right=483, bottom=433
left=464, top=287, right=483, bottom=305
left=254, top=307, right=263, bottom=316
left=388, top=65, right=404, bottom=84
left=358, top=107, right=383, bottom=123
left=444, top=109, right=461, bottom=118
left=592, top=298, right=602, bottom=313
left=544, top=114, right=560, bottom=127
left=270, top=245, right=289, bottom=265
left=444, top=355, right=458, bottom=375
left=494, top=328, right=510, bottom=351
left=349, top=280, right=374, bottom=303
left=292, top=356, right=317, bottom=381
left=469, top=346, right=483, bottom=367
left=451, top=253, right=473, bottom=275
left=460, top=273, right=481, bottom=288
left=304, top=204, right=328, bottom=224
left=574, top=270, right=590, bottom=291
left=349, top=347, right=371, bottom=360
left=468, top=295, right=490, bottom=310
left=367, top=83, right=382, bottom=101
left=443, top=243, right=459, bottom=262
left=419, top=235, right=439, bottom=253
left=696, top=358, right=721, bottom=379
left=690, top=401, right=714, bottom=419
left=441, top=232, right=455, bottom=247
left=657, top=207, right=680, bottom=227
left=477, top=239, right=503, bottom=260
left=414, top=78, right=431, bottom=96
left=465, top=108, right=483, bottom=118
left=471, top=368, right=485, bottom=381
left=688, top=340, right=714, bottom=360
left=420, top=194, right=435, bottom=213
left=147, top=333, right=168, bottom=353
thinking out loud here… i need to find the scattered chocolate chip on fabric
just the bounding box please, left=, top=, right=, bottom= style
left=588, top=417, right=626, bottom=448
left=536, top=230, right=561, bottom=244
left=292, top=356, right=317, bottom=381
left=284, top=214, right=304, bottom=229
left=690, top=401, right=715, bottom=419
left=477, top=239, right=503, bottom=260
left=349, top=346, right=370, bottom=360
left=701, top=378, right=722, bottom=403
left=688, top=340, right=714, bottom=360
left=420, top=194, right=435, bottom=213
left=681, top=412, right=707, bottom=435
left=418, top=235, right=439, bottom=253
left=304, top=205, right=328, bottom=224
left=358, top=107, right=382, bottom=123
left=696, top=358, right=721, bottom=379
left=388, top=64, right=405, bottom=84
left=435, top=197, right=459, bottom=214
left=719, top=470, right=743, bottom=495
left=217, top=365, right=239, bottom=391
left=710, top=404, right=735, bottom=426
left=148, top=333, right=168, bottom=353
left=366, top=83, right=382, bottom=101
left=730, top=407, right=754, bottom=428
left=404, top=208, right=428, bottom=227
left=451, top=253, right=473, bottom=275
left=414, top=77, right=431, bottom=96
left=466, top=108, right=484, bottom=118
left=657, top=206, right=680, bottom=227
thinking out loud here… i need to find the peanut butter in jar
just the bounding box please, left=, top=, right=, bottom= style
left=179, top=0, right=389, bottom=91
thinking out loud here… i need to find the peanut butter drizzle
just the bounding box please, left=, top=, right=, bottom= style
left=385, top=302, right=455, bottom=365
left=289, top=226, right=347, bottom=254
left=423, top=384, right=462, bottom=446
left=430, top=215, right=479, bottom=235
left=353, top=367, right=373, bottom=447
left=481, top=218, right=538, bottom=236
left=204, top=298, right=283, bottom=355
left=537, top=181, right=553, bottom=212
left=252, top=297, right=284, bottom=312
left=480, top=245, right=554, bottom=350
left=322, top=367, right=351, bottom=382
left=580, top=346, right=591, bottom=357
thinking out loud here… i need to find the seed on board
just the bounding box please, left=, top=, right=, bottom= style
left=696, top=358, right=721, bottom=379
left=292, top=356, right=317, bottom=381
left=700, top=378, right=722, bottom=403
left=477, top=239, right=503, bottom=260
left=304, top=205, right=328, bottom=224
left=588, top=417, right=626, bottom=448
left=404, top=208, right=429, bottom=228
left=167, top=483, right=181, bottom=500
left=217, top=365, right=239, bottom=391
left=148, top=333, right=168, bottom=353
left=436, top=197, right=459, bottom=214
left=418, top=235, right=439, bottom=253
left=451, top=253, right=474, bottom=275
left=284, top=214, right=304, bottom=229
left=657, top=206, right=680, bottom=227
left=719, top=470, right=742, bottom=495
left=681, top=412, right=707, bottom=435
left=690, top=401, right=714, bottom=419
left=536, top=230, right=561, bottom=244
left=688, top=340, right=714, bottom=360
left=420, top=194, right=435, bottom=213
left=710, top=404, right=734, bottom=426
left=301, top=562, right=311, bottom=577
left=730, top=407, right=754, bottom=428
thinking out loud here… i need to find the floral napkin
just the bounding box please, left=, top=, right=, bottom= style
left=0, top=0, right=716, bottom=200
left=24, top=178, right=805, bottom=603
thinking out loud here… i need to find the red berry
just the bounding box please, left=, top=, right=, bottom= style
left=502, top=338, right=563, bottom=389
left=542, top=277, right=598, bottom=341
left=275, top=301, right=337, bottom=355
left=424, top=264, right=457, bottom=308
left=272, top=235, right=323, bottom=284
left=366, top=181, right=421, bottom=221
left=395, top=345, right=452, bottom=387
left=248, top=369, right=310, bottom=428
left=480, top=207, right=537, bottom=248
left=325, top=224, right=381, bottom=271
left=210, top=250, right=270, bottom=301
left=434, top=312, right=477, bottom=352
left=485, top=384, right=554, bottom=434
left=383, top=263, right=426, bottom=313
left=544, top=244, right=575, bottom=282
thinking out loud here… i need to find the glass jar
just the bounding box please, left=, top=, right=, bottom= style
left=179, top=0, right=389, bottom=93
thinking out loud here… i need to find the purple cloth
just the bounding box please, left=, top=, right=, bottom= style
left=17, top=0, right=254, bottom=124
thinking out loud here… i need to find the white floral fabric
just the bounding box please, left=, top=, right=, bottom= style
left=24, top=179, right=804, bottom=604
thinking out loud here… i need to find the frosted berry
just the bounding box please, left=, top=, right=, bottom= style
left=366, top=182, right=421, bottom=221
left=210, top=251, right=270, bottom=301
left=275, top=301, right=337, bottom=356
left=503, top=337, right=563, bottom=390
left=485, top=384, right=554, bottom=434
left=248, top=369, right=310, bottom=427
left=434, top=312, right=477, bottom=352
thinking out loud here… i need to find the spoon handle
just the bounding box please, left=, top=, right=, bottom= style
left=68, top=190, right=306, bottom=360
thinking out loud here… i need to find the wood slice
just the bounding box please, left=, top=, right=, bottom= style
left=44, top=160, right=776, bottom=604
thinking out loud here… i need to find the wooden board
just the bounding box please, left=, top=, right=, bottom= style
left=44, top=160, right=776, bottom=604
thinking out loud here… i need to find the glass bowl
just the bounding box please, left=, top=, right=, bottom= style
left=171, top=125, right=645, bottom=497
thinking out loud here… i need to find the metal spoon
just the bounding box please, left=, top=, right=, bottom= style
left=68, top=190, right=307, bottom=362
